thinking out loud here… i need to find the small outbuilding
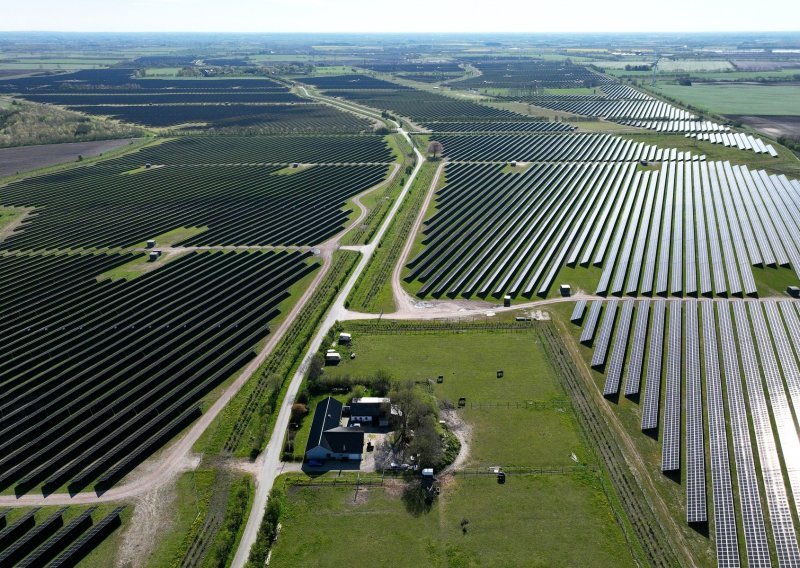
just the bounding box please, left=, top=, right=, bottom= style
left=325, top=350, right=341, bottom=365
left=560, top=284, right=571, bottom=297
left=349, top=397, right=391, bottom=427
left=338, top=332, right=352, bottom=344
left=789, top=286, right=800, bottom=298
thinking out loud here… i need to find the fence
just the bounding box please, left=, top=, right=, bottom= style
left=451, top=399, right=569, bottom=410
left=453, top=464, right=599, bottom=476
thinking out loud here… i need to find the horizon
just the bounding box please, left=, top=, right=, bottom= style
left=2, top=0, right=799, bottom=35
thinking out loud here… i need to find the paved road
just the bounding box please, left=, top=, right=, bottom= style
left=230, top=126, right=424, bottom=567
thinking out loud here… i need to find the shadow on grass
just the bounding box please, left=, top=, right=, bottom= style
left=402, top=481, right=434, bottom=517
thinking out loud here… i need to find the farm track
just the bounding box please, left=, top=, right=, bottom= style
left=230, top=124, right=425, bottom=567
left=537, top=321, right=684, bottom=568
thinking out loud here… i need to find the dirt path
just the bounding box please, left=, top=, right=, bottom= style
left=390, top=159, right=445, bottom=314
left=440, top=410, right=472, bottom=474
left=0, top=207, right=34, bottom=243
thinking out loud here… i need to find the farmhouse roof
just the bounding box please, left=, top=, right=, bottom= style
left=306, top=397, right=343, bottom=452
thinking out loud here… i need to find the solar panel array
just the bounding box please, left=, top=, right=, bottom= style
left=580, top=298, right=800, bottom=566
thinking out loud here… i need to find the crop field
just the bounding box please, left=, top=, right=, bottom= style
left=0, top=250, right=316, bottom=494
left=1, top=161, right=387, bottom=249
left=0, top=505, right=125, bottom=566
left=569, top=297, right=800, bottom=566
left=0, top=138, right=135, bottom=178
left=652, top=83, right=800, bottom=116
left=406, top=155, right=800, bottom=300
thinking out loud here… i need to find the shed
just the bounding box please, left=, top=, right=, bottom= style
left=325, top=351, right=341, bottom=364
left=503, top=294, right=511, bottom=308
left=560, top=284, right=571, bottom=297
left=148, top=251, right=160, bottom=262
left=789, top=286, right=800, bottom=298
left=422, top=468, right=434, bottom=477
left=350, top=397, right=391, bottom=427
left=338, top=332, right=352, bottom=344
left=146, top=239, right=156, bottom=249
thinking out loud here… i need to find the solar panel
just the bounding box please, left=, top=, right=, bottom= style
left=732, top=301, right=800, bottom=566
left=603, top=300, right=634, bottom=395
left=625, top=173, right=659, bottom=294
left=48, top=507, right=125, bottom=568
left=608, top=172, right=649, bottom=295
left=640, top=163, right=668, bottom=295
left=700, top=302, right=739, bottom=566
left=624, top=300, right=649, bottom=396
left=570, top=299, right=587, bottom=323
left=661, top=300, right=681, bottom=472
left=641, top=300, right=666, bottom=430
left=592, top=300, right=619, bottom=367
left=580, top=300, right=603, bottom=344
left=656, top=162, right=675, bottom=295
left=684, top=300, right=706, bottom=522
left=670, top=162, right=684, bottom=295
left=748, top=302, right=800, bottom=521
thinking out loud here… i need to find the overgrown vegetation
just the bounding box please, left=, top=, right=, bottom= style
left=0, top=98, right=144, bottom=147
left=206, top=477, right=253, bottom=567
left=245, top=486, right=285, bottom=567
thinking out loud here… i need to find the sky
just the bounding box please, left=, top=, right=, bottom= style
left=1, top=0, right=798, bottom=34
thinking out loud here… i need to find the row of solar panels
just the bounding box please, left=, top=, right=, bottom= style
left=595, top=159, right=800, bottom=298
left=575, top=298, right=800, bottom=567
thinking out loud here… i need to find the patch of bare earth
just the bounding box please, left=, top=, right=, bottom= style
left=440, top=409, right=472, bottom=475
left=116, top=479, right=176, bottom=568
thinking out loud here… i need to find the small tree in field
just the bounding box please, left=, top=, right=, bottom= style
left=427, top=140, right=443, bottom=160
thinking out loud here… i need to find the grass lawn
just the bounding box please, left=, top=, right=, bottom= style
left=617, top=132, right=800, bottom=179
left=0, top=206, right=27, bottom=231
left=651, top=83, right=800, bottom=116
left=145, top=470, right=215, bottom=568
left=271, top=473, right=635, bottom=567
left=325, top=329, right=588, bottom=468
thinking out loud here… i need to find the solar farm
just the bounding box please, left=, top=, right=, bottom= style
left=1, top=32, right=800, bottom=567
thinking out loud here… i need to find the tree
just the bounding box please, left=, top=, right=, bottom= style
left=410, top=414, right=444, bottom=468
left=427, top=140, right=443, bottom=160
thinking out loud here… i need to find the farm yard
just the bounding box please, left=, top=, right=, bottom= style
left=1, top=32, right=800, bottom=568
left=272, top=323, right=639, bottom=567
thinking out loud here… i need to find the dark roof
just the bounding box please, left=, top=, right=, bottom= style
left=305, top=397, right=343, bottom=455
left=322, top=427, right=364, bottom=454
left=349, top=400, right=388, bottom=417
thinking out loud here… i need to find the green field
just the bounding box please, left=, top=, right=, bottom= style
left=271, top=473, right=635, bottom=567
left=273, top=324, right=637, bottom=566
left=323, top=329, right=584, bottom=466
left=651, top=83, right=800, bottom=116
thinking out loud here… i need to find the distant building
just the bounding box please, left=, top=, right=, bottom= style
left=304, top=397, right=364, bottom=462
left=349, top=397, right=392, bottom=427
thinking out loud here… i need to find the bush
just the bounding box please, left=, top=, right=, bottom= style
left=246, top=487, right=285, bottom=567
left=207, top=478, right=252, bottom=568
